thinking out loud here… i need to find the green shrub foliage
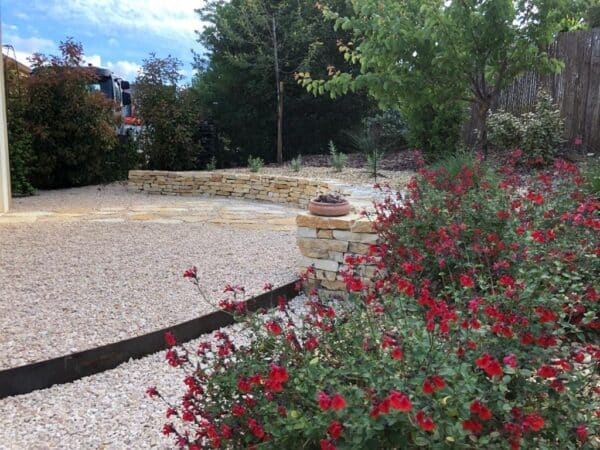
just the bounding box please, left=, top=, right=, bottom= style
left=247, top=155, right=264, bottom=172
left=26, top=39, right=118, bottom=189
left=4, top=64, right=34, bottom=194
left=135, top=54, right=206, bottom=171
left=488, top=90, right=564, bottom=163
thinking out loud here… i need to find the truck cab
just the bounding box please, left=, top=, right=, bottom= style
left=85, top=66, right=132, bottom=136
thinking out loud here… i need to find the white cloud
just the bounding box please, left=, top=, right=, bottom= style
left=108, top=37, right=118, bottom=47
left=2, top=29, right=56, bottom=67
left=106, top=60, right=141, bottom=80
left=3, top=32, right=55, bottom=54
left=82, top=54, right=141, bottom=80
left=83, top=53, right=102, bottom=67
left=40, top=0, right=205, bottom=46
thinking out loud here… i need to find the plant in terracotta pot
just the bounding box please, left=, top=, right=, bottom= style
left=308, top=193, right=351, bottom=216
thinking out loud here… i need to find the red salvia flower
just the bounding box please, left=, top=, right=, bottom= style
left=164, top=331, right=176, bottom=348
left=523, top=413, right=544, bottom=432
left=537, top=365, right=557, bottom=379
left=459, top=274, right=475, bottom=288
left=470, top=400, right=492, bottom=420
left=327, top=420, right=343, bottom=439
left=463, top=418, right=483, bottom=434
left=266, top=320, right=282, bottom=335
left=415, top=410, right=435, bottom=431
left=388, top=390, right=412, bottom=412
left=331, top=393, right=347, bottom=411
left=319, top=392, right=331, bottom=411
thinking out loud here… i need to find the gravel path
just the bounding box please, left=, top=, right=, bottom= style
left=0, top=295, right=310, bottom=449
left=0, top=185, right=299, bottom=369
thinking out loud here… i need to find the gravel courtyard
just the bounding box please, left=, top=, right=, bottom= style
left=0, top=183, right=301, bottom=369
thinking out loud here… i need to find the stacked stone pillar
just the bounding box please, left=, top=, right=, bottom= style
left=296, top=212, right=378, bottom=295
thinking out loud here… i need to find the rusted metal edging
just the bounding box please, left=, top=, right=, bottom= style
left=0, top=281, right=299, bottom=399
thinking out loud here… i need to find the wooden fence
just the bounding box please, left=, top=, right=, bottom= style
left=463, top=29, right=600, bottom=152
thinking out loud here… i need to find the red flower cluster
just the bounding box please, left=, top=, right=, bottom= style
left=318, top=392, right=347, bottom=411
left=475, top=353, right=503, bottom=378
left=422, top=375, right=445, bottom=394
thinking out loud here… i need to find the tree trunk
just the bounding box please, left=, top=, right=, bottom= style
left=476, top=100, right=491, bottom=154
left=277, top=81, right=284, bottom=165
left=272, top=15, right=283, bottom=165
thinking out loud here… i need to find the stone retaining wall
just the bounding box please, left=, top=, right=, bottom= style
left=128, top=170, right=344, bottom=208
left=296, top=212, right=378, bottom=294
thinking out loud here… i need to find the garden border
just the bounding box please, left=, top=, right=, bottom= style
left=128, top=170, right=346, bottom=208
left=0, top=281, right=299, bottom=399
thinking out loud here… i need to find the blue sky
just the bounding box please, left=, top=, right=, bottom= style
left=1, top=0, right=206, bottom=82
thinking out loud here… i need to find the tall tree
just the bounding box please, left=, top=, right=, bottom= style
left=300, top=0, right=587, bottom=152
left=195, top=0, right=371, bottom=164
left=135, top=54, right=205, bottom=170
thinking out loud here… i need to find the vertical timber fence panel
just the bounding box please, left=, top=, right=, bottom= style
left=463, top=29, right=600, bottom=153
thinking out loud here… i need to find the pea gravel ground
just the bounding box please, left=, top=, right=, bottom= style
left=0, top=296, right=310, bottom=449
left=0, top=185, right=300, bottom=369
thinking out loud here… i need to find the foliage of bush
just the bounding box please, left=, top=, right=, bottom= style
left=150, top=152, right=599, bottom=449
left=403, top=101, right=466, bottom=159
left=135, top=54, right=205, bottom=171
left=581, top=160, right=600, bottom=198
left=290, top=155, right=303, bottom=172
left=487, top=111, right=525, bottom=152
left=588, top=5, right=600, bottom=28
left=362, top=109, right=406, bottom=153
left=247, top=155, right=264, bottom=173
left=26, top=39, right=118, bottom=189
left=206, top=156, right=218, bottom=171
left=488, top=90, right=564, bottom=164
left=4, top=67, right=34, bottom=195
left=100, top=133, right=143, bottom=182
left=328, top=141, right=347, bottom=172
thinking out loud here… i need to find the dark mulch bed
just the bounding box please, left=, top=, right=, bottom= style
left=268, top=150, right=420, bottom=172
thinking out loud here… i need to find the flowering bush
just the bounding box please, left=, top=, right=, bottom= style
left=488, top=90, right=564, bottom=164
left=149, top=152, right=598, bottom=449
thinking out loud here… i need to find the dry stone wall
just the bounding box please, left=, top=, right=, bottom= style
left=296, top=212, right=379, bottom=295
left=128, top=171, right=344, bottom=208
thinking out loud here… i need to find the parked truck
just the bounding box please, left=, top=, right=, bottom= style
left=84, top=65, right=134, bottom=137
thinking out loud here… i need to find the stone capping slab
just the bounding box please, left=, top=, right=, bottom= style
left=0, top=282, right=299, bottom=399
left=296, top=212, right=378, bottom=294
left=128, top=170, right=349, bottom=208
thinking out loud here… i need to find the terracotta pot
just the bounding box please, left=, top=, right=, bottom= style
left=308, top=199, right=351, bottom=217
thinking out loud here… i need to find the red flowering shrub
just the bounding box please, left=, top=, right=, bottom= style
left=150, top=153, right=598, bottom=448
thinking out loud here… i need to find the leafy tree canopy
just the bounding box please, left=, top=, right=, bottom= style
left=299, top=0, right=591, bottom=152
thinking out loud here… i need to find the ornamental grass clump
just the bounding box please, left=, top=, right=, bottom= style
left=150, top=151, right=599, bottom=449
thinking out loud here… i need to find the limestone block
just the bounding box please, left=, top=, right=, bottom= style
left=321, top=279, right=347, bottom=291
left=297, top=238, right=348, bottom=258
left=299, top=256, right=339, bottom=272
left=296, top=212, right=361, bottom=230
left=348, top=242, right=371, bottom=255
left=317, top=229, right=333, bottom=239
left=332, top=230, right=378, bottom=243
left=296, top=227, right=317, bottom=239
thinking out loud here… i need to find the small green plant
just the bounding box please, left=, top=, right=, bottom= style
left=206, top=156, right=217, bottom=171
left=247, top=155, right=264, bottom=173
left=366, top=148, right=384, bottom=179
left=329, top=141, right=347, bottom=172
left=290, top=154, right=302, bottom=172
